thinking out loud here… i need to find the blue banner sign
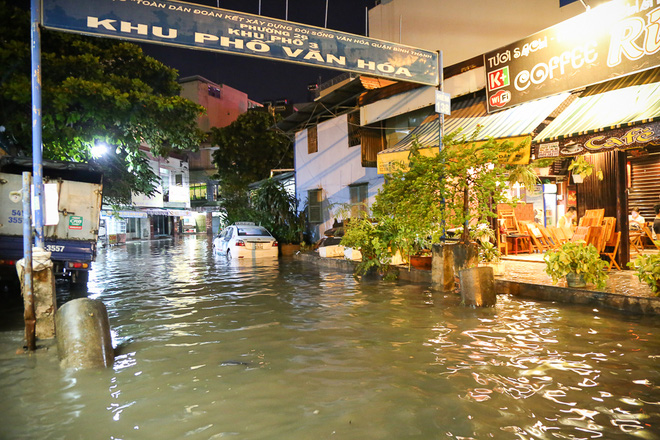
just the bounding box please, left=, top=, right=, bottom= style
left=42, top=0, right=439, bottom=86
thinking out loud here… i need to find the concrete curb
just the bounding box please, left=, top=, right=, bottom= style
left=295, top=252, right=660, bottom=315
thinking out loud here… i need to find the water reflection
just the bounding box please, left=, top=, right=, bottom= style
left=0, top=236, right=658, bottom=439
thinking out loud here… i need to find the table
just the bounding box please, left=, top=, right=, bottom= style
left=506, top=234, right=533, bottom=255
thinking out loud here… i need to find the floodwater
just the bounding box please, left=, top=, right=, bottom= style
left=0, top=236, right=659, bottom=440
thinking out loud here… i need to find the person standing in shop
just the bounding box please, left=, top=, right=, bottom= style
left=558, top=206, right=577, bottom=229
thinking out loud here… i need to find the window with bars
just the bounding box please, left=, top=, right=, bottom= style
left=307, top=189, right=323, bottom=223
left=308, top=126, right=318, bottom=154
left=347, top=112, right=361, bottom=147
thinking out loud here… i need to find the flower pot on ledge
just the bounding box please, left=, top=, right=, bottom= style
left=280, top=243, right=301, bottom=256
left=410, top=255, right=432, bottom=270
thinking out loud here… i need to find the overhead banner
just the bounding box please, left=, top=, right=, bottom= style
left=536, top=122, right=660, bottom=158
left=484, top=0, right=660, bottom=112
left=41, top=0, right=439, bottom=86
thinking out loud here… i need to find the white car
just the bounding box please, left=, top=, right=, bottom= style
left=213, top=222, right=279, bottom=259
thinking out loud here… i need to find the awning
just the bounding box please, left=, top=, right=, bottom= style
left=143, top=208, right=197, bottom=217
left=377, top=92, right=570, bottom=174
left=102, top=210, right=147, bottom=219
left=534, top=69, right=660, bottom=157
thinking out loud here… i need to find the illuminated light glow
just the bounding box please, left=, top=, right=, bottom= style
left=91, top=142, right=108, bottom=158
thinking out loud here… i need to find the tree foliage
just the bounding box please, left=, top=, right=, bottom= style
left=209, top=110, right=293, bottom=221
left=0, top=2, right=205, bottom=204
left=374, top=130, right=528, bottom=244
left=210, top=110, right=292, bottom=189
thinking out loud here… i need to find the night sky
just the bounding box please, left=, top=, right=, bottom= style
left=126, top=0, right=375, bottom=104
left=11, top=0, right=375, bottom=104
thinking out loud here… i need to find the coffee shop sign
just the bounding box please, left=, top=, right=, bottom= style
left=537, top=123, right=660, bottom=158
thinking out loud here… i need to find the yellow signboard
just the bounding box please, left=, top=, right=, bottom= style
left=377, top=136, right=531, bottom=175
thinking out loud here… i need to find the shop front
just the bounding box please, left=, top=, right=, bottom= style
left=100, top=210, right=149, bottom=244
left=533, top=69, right=660, bottom=266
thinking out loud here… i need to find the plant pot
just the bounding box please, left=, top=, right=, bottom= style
left=572, top=174, right=584, bottom=184
left=566, top=272, right=586, bottom=288
left=537, top=167, right=550, bottom=176
left=280, top=243, right=300, bottom=256
left=410, top=255, right=432, bottom=270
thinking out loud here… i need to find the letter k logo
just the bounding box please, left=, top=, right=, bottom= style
left=488, top=66, right=510, bottom=91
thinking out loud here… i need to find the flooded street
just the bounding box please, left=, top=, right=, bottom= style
left=1, top=235, right=659, bottom=439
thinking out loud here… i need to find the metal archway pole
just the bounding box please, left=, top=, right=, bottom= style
left=31, top=0, right=45, bottom=248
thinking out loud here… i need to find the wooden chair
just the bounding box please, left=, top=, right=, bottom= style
left=548, top=226, right=568, bottom=244
left=545, top=226, right=564, bottom=247
left=571, top=226, right=592, bottom=244
left=538, top=224, right=560, bottom=250
left=600, top=231, right=621, bottom=270
left=579, top=209, right=604, bottom=227
left=496, top=219, right=508, bottom=256
left=587, top=225, right=605, bottom=252
left=641, top=225, right=660, bottom=251
left=560, top=225, right=575, bottom=241
left=601, top=217, right=616, bottom=244
left=520, top=222, right=549, bottom=253
left=630, top=230, right=644, bottom=255
left=499, top=209, right=519, bottom=234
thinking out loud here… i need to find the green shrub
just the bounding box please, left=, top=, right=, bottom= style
left=544, top=241, right=608, bottom=289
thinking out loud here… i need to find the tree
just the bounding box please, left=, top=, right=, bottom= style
left=210, top=110, right=292, bottom=188
left=0, top=2, right=205, bottom=204
left=210, top=110, right=293, bottom=220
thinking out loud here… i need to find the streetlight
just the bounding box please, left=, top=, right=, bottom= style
left=91, top=141, right=108, bottom=158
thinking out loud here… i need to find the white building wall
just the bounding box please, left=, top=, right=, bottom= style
left=131, top=152, right=191, bottom=209
left=295, top=113, right=384, bottom=241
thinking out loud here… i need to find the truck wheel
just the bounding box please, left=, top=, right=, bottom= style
left=70, top=271, right=89, bottom=291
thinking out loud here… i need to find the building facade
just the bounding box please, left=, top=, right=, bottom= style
left=179, top=76, right=262, bottom=234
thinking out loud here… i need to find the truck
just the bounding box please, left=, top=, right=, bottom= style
left=0, top=157, right=103, bottom=290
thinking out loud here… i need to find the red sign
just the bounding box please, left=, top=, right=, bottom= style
left=487, top=66, right=510, bottom=91
left=489, top=89, right=511, bottom=108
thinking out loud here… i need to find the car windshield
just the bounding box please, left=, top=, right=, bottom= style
left=237, top=226, right=271, bottom=237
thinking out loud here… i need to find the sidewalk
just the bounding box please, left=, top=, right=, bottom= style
left=495, top=258, right=658, bottom=315
left=295, top=253, right=660, bottom=316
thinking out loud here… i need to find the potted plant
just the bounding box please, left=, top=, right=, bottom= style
left=478, top=241, right=504, bottom=276
left=250, top=178, right=305, bottom=255
left=544, top=241, right=608, bottom=288
left=340, top=214, right=399, bottom=280
left=530, top=158, right=557, bottom=177
left=568, top=155, right=603, bottom=183
left=627, top=247, right=660, bottom=295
